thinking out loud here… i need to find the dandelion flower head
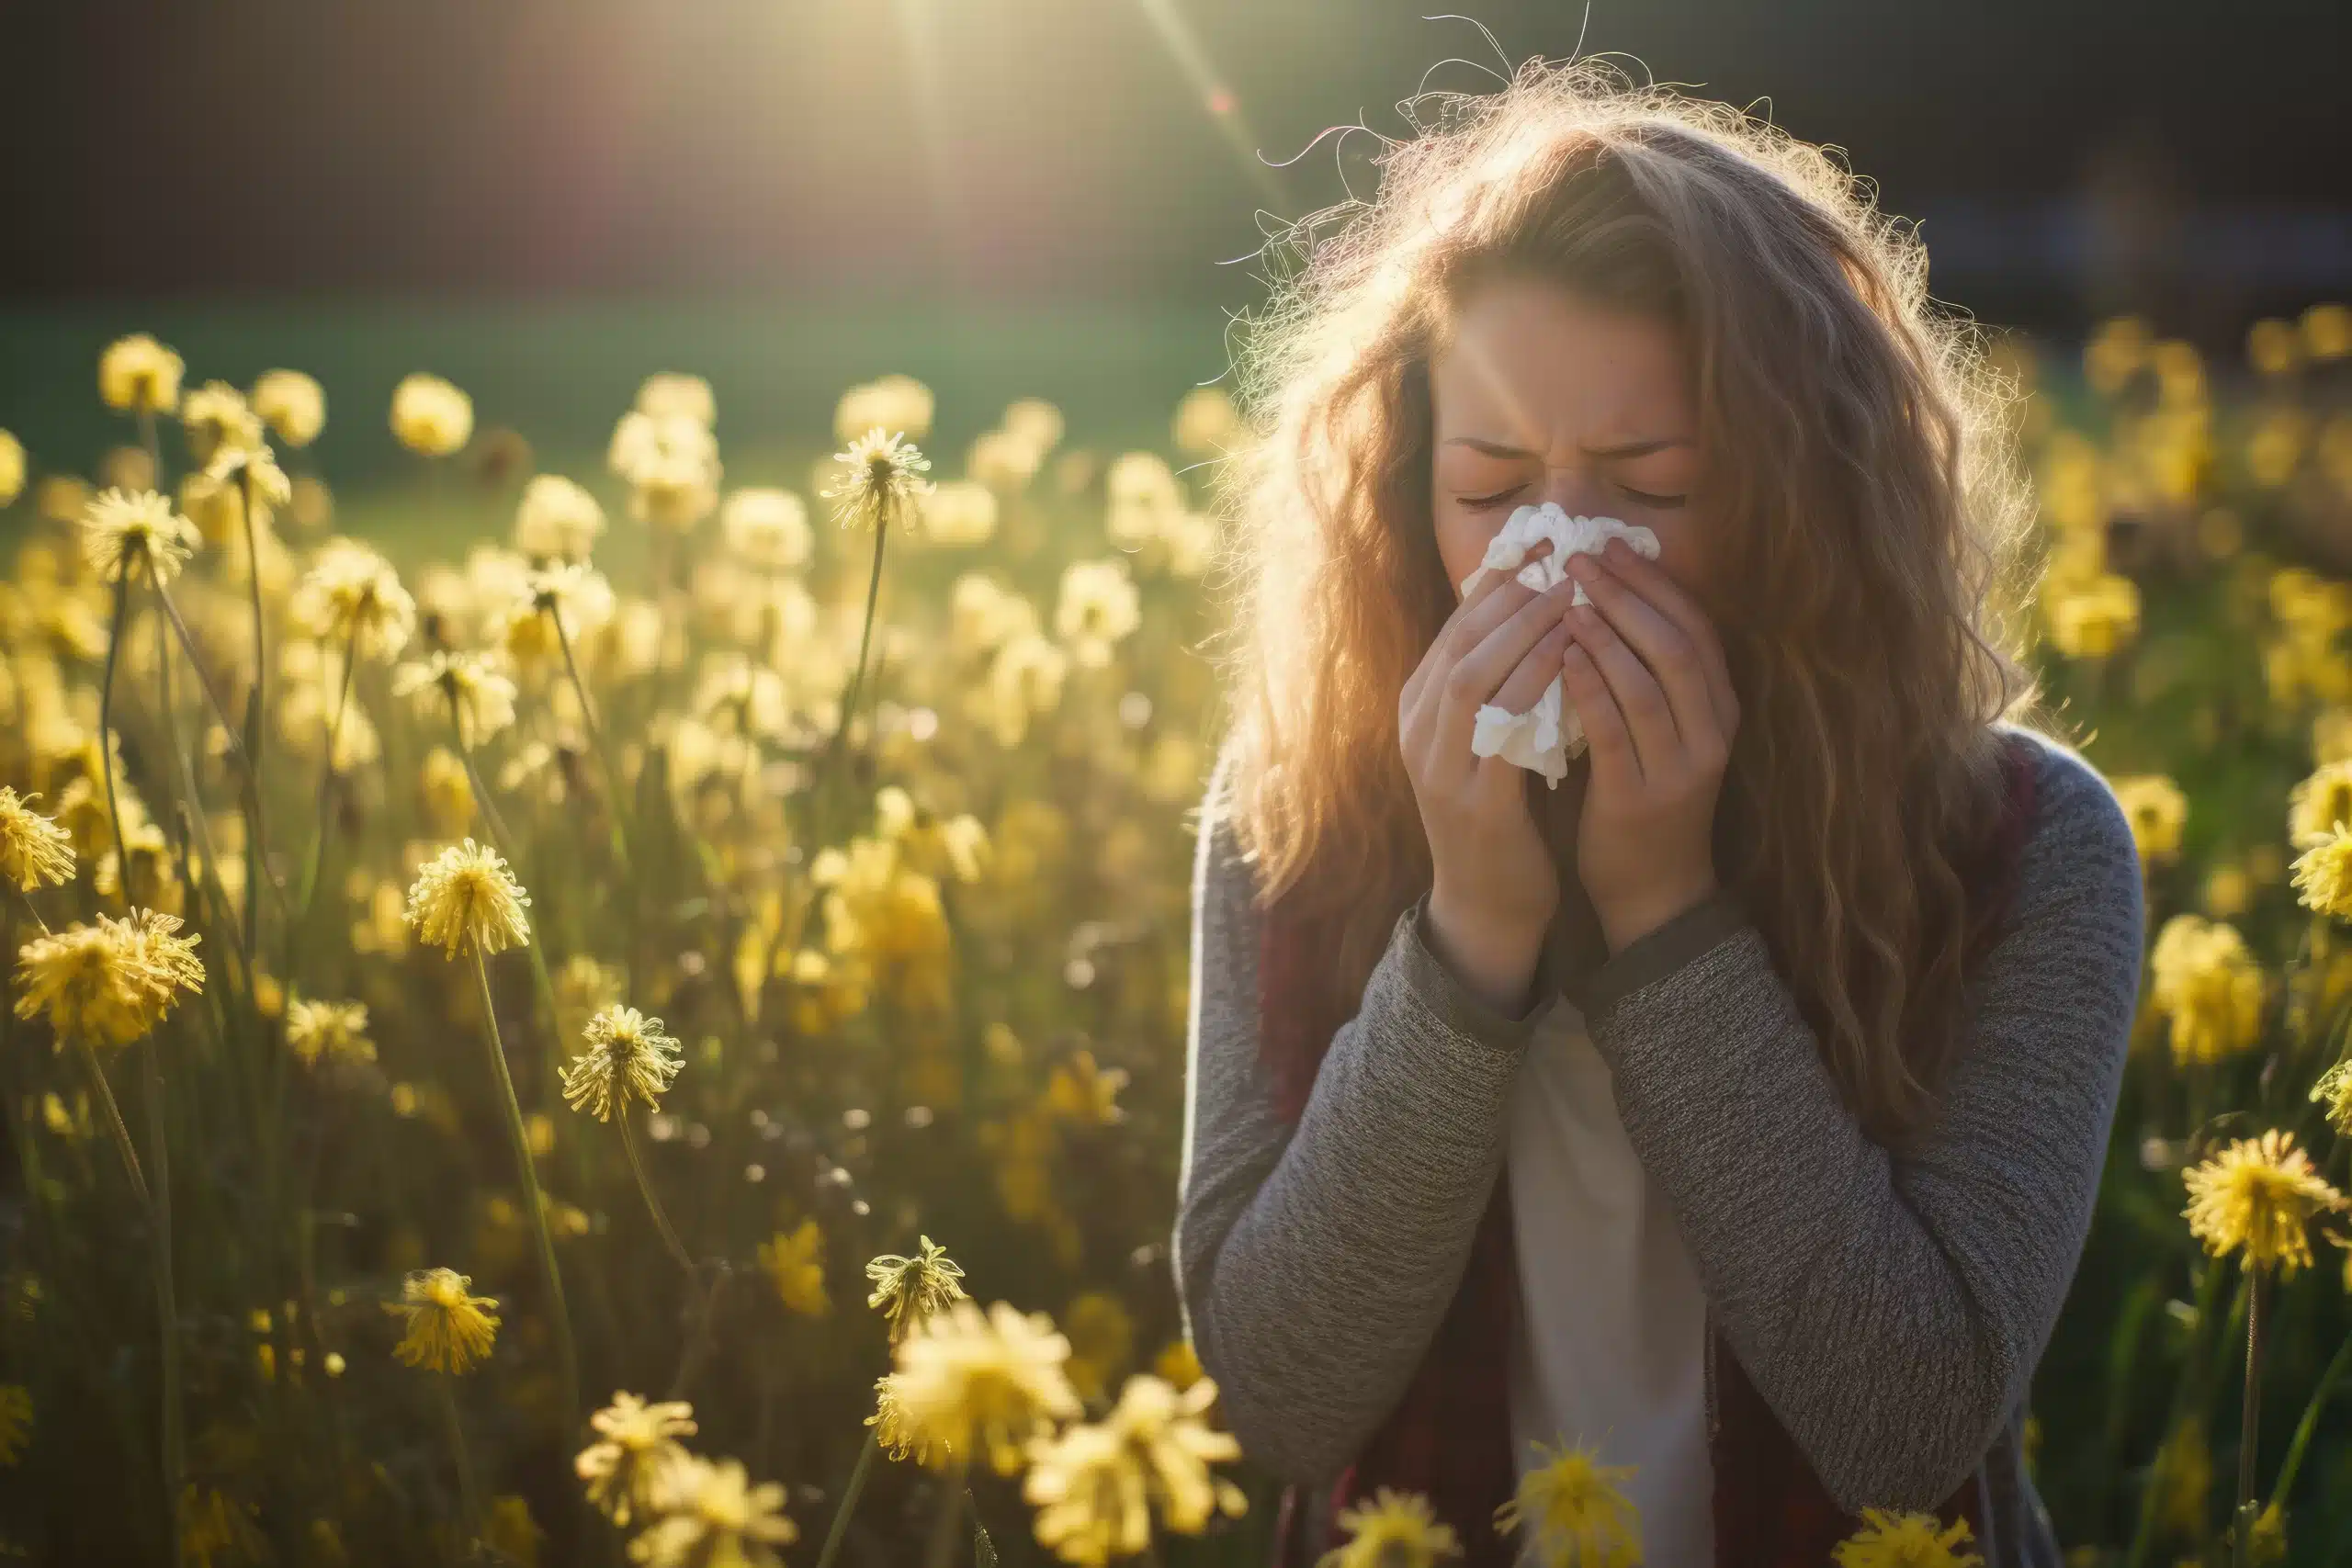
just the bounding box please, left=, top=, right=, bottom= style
left=624, top=1455, right=796, bottom=1568
left=634, top=372, right=716, bottom=427
left=883, top=1298, right=1081, bottom=1475
left=2183, top=1127, right=2346, bottom=1274
left=1023, top=1419, right=1151, bottom=1566
left=2146, top=914, right=2266, bottom=1066
left=560, top=1004, right=684, bottom=1122
left=99, top=333, right=184, bottom=415
left=283, top=998, right=375, bottom=1068
left=0, top=789, right=75, bottom=892
left=757, top=1219, right=831, bottom=1317
left=15, top=908, right=205, bottom=1048
left=1492, top=1438, right=1642, bottom=1568
left=390, top=373, right=473, bottom=458
left=2291, top=823, right=2352, bottom=920
left=393, top=650, right=518, bottom=746
left=1318, top=1489, right=1462, bottom=1568
left=251, top=369, right=325, bottom=448
left=864, top=1233, right=967, bottom=1342
left=575, top=1391, right=697, bottom=1528
left=514, top=474, right=607, bottom=563
left=404, top=838, right=533, bottom=958
left=80, top=489, right=202, bottom=584
left=387, top=1267, right=500, bottom=1374
left=1831, top=1509, right=1984, bottom=1568
left=180, top=380, right=265, bottom=467
left=291, top=539, right=417, bottom=661
left=823, top=428, right=933, bottom=531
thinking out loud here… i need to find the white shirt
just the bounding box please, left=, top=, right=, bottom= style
left=1505, top=998, right=1715, bottom=1567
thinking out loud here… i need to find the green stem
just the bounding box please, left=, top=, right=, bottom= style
left=293, top=625, right=362, bottom=933
left=75, top=1039, right=149, bottom=1205
left=822, top=498, right=891, bottom=836
left=812, top=1430, right=880, bottom=1568
left=551, top=609, right=633, bottom=879
left=140, top=1037, right=185, bottom=1567
left=468, top=945, right=580, bottom=1442
left=2268, top=1322, right=2352, bottom=1510
left=236, top=468, right=267, bottom=967
left=617, top=1110, right=694, bottom=1275
left=922, top=1461, right=967, bottom=1568
left=435, top=1371, right=485, bottom=1537
left=2233, top=1267, right=2270, bottom=1568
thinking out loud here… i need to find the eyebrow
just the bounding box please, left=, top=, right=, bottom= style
left=1441, top=434, right=1695, bottom=459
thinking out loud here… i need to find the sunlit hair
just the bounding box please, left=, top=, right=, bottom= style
left=1204, top=57, right=2052, bottom=1142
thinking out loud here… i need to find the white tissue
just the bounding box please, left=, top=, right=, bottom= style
left=1463, top=504, right=1661, bottom=788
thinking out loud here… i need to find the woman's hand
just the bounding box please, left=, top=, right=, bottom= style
left=1561, top=536, right=1742, bottom=955
left=1398, top=547, right=1578, bottom=1012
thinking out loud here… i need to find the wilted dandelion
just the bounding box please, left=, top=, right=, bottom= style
left=823, top=429, right=933, bottom=532
left=99, top=333, right=184, bottom=416
left=251, top=369, right=325, bottom=447
left=393, top=650, right=518, bottom=746
left=575, top=1391, right=697, bottom=1527
left=387, top=1268, right=500, bottom=1374
left=882, top=1299, right=1081, bottom=1475
left=756, top=1219, right=830, bottom=1317
left=868, top=1373, right=947, bottom=1464
left=0, top=789, right=75, bottom=892
left=626, top=1455, right=797, bottom=1568
left=15, top=908, right=205, bottom=1048
left=2290, top=823, right=2352, bottom=919
left=864, top=1235, right=967, bottom=1343
left=404, top=839, right=532, bottom=958
left=1492, top=1438, right=1641, bottom=1568
left=283, top=998, right=375, bottom=1069
left=560, top=1005, right=684, bottom=1122
left=79, top=489, right=201, bottom=584
left=1317, top=1489, right=1461, bottom=1568
left=1832, top=1509, right=1983, bottom=1568
left=2183, top=1128, right=2346, bottom=1274
left=390, top=374, right=473, bottom=457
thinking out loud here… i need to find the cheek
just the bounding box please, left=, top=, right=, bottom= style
left=1432, top=505, right=1498, bottom=597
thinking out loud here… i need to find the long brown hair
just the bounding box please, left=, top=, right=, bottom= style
left=1202, top=57, right=2053, bottom=1143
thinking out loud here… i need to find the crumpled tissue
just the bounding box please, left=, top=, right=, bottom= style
left=1460, top=503, right=1661, bottom=787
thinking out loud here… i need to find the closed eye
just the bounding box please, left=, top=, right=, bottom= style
left=1621, top=486, right=1687, bottom=509
left=1459, top=486, right=1526, bottom=511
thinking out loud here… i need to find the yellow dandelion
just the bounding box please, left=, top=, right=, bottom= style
left=865, top=1234, right=967, bottom=1342
left=2290, top=764, right=2352, bottom=849
left=2184, top=1129, right=2346, bottom=1274
left=290, top=539, right=416, bottom=661
left=2146, top=914, right=2267, bottom=1066
left=79, top=488, right=201, bottom=584
left=575, top=1391, right=697, bottom=1527
left=392, top=650, right=518, bottom=746
left=2107, top=774, right=2188, bottom=864
left=514, top=473, right=607, bottom=563
left=390, top=373, right=473, bottom=457
left=1104, top=1373, right=1245, bottom=1532
left=1053, top=558, right=1142, bottom=669
left=884, top=1298, right=1083, bottom=1475
left=14, top=908, right=204, bottom=1048
left=0, top=429, right=22, bottom=507
left=1023, top=1419, right=1151, bottom=1566
left=180, top=380, right=263, bottom=468
left=2311, top=1056, right=2352, bottom=1136
left=1319, top=1488, right=1462, bottom=1568
left=0, top=1385, right=29, bottom=1466
left=404, top=838, right=533, bottom=958
left=283, top=998, right=375, bottom=1069
left=757, top=1219, right=831, bottom=1317
left=485, top=1495, right=542, bottom=1568
left=870, top=1372, right=951, bottom=1465
left=1045, top=1051, right=1130, bottom=1128
left=1832, top=1509, right=1983, bottom=1568
left=251, top=369, right=325, bottom=447
left=0, top=789, right=74, bottom=892
left=559, top=1004, right=683, bottom=1121
left=99, top=333, right=184, bottom=415
left=387, top=1267, right=500, bottom=1374
left=1493, top=1438, right=1642, bottom=1568
left=2292, top=824, right=2352, bottom=919
left=625, top=1455, right=797, bottom=1568
left=822, top=428, right=933, bottom=531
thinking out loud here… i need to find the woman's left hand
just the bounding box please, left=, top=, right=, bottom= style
left=1561, top=536, right=1743, bottom=955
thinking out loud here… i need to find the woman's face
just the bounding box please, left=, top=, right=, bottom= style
left=1428, top=274, right=1710, bottom=604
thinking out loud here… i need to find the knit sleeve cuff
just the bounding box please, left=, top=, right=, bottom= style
left=1389, top=887, right=1565, bottom=1055
left=1565, top=887, right=1752, bottom=1032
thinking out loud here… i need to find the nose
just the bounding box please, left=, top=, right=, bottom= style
left=1534, top=467, right=1611, bottom=518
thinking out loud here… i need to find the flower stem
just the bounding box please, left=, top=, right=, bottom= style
left=435, top=1371, right=484, bottom=1537
left=2267, top=1320, right=2352, bottom=1511
left=468, top=945, right=580, bottom=1441
left=922, top=1461, right=967, bottom=1568
left=2233, top=1266, right=2270, bottom=1568
left=812, top=1428, right=880, bottom=1568
left=822, top=496, right=891, bottom=835
left=139, top=1037, right=185, bottom=1568
left=236, top=469, right=267, bottom=966
left=75, top=1039, right=148, bottom=1205
left=293, top=626, right=362, bottom=932
left=551, top=609, right=633, bottom=879
left=617, top=1109, right=694, bottom=1275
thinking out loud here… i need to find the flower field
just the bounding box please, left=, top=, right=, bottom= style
left=0, top=301, right=2349, bottom=1566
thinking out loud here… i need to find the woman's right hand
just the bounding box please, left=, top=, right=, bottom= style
left=1397, top=547, right=1578, bottom=1012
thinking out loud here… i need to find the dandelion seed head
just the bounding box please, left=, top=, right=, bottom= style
left=514, top=474, right=607, bottom=563
left=391, top=374, right=473, bottom=458
left=823, top=429, right=933, bottom=532
left=404, top=838, right=533, bottom=958
left=283, top=998, right=375, bottom=1069
left=252, top=369, right=325, bottom=448
left=79, top=489, right=201, bottom=584
left=291, top=539, right=417, bottom=661
left=99, top=334, right=184, bottom=415
left=393, top=650, right=518, bottom=746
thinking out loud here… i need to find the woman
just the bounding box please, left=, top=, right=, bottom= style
left=1172, top=58, right=2146, bottom=1568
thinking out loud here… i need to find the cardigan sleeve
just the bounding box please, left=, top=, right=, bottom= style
left=1562, top=730, right=2146, bottom=1512
left=1171, top=739, right=1564, bottom=1485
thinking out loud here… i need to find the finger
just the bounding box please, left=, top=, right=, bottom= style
left=1489, top=619, right=1572, bottom=716
left=1432, top=581, right=1578, bottom=768
left=1403, top=545, right=1554, bottom=726
left=1560, top=640, right=1641, bottom=799
left=1595, top=537, right=1740, bottom=738
left=1566, top=597, right=1677, bottom=783
left=1569, top=553, right=1725, bottom=765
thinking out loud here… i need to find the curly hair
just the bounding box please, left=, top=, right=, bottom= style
left=1200, top=55, right=2055, bottom=1143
